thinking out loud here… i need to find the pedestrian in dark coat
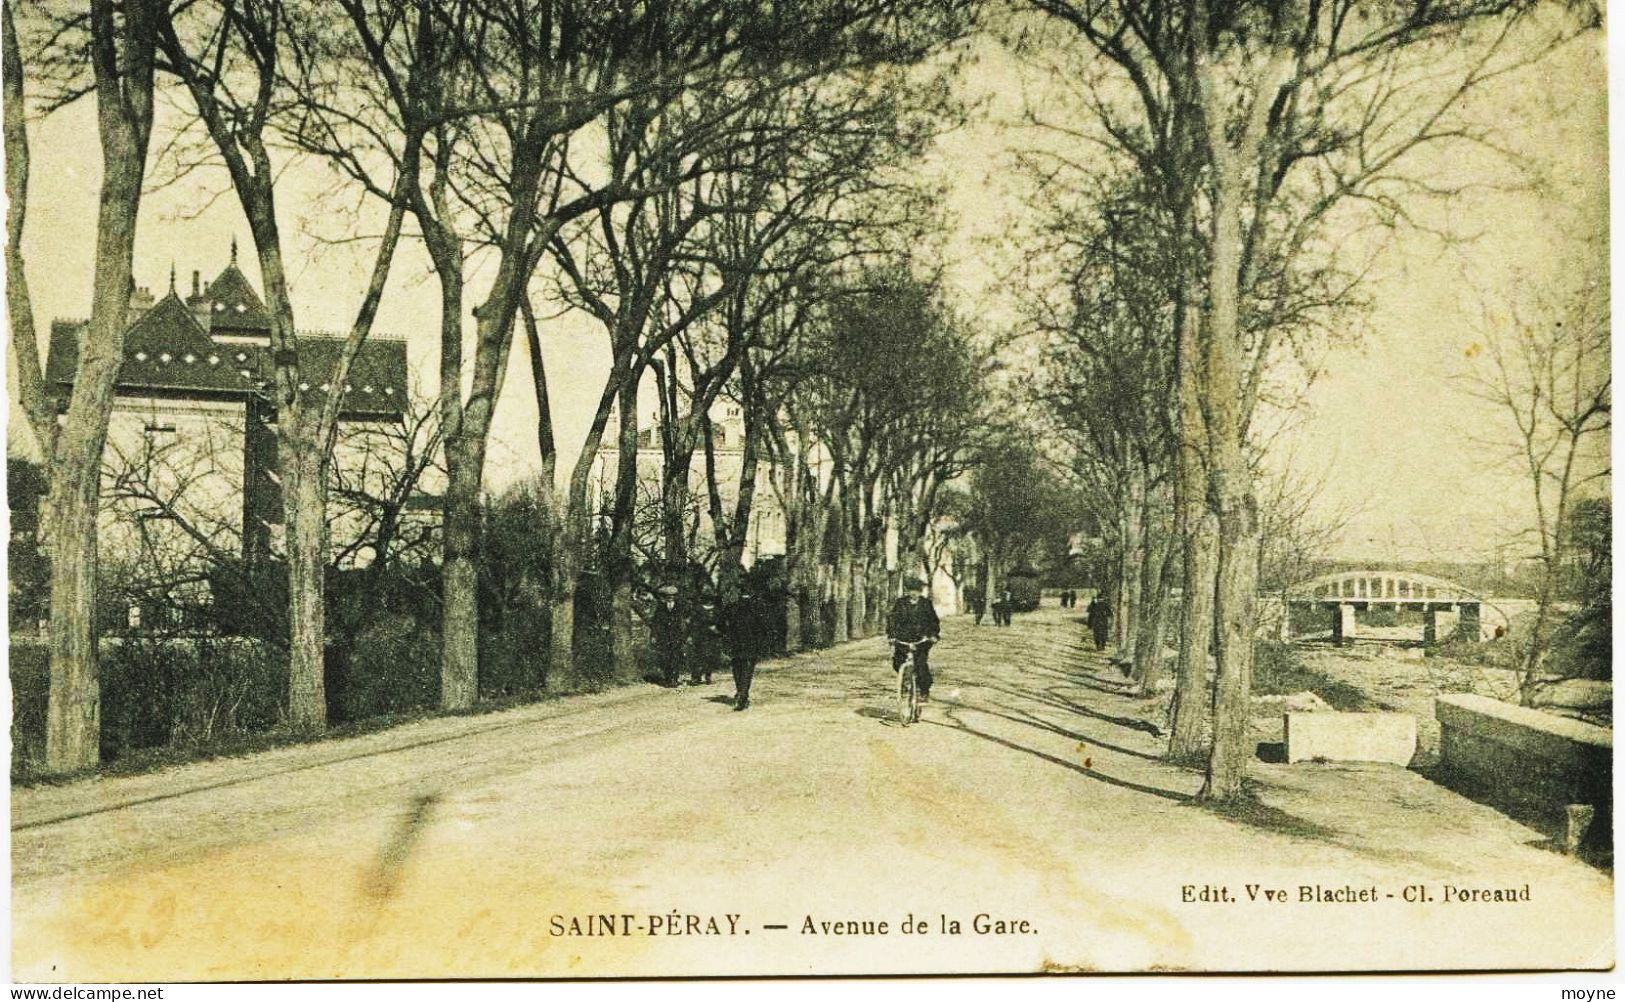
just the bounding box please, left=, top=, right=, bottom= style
left=888, top=576, right=941, bottom=700
left=1086, top=595, right=1112, bottom=652
left=691, top=594, right=724, bottom=685
left=652, top=584, right=686, bottom=687
left=724, top=586, right=770, bottom=710
left=964, top=584, right=986, bottom=625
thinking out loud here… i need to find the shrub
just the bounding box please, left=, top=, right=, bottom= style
left=335, top=613, right=440, bottom=720
left=99, top=637, right=284, bottom=758
left=10, top=642, right=48, bottom=777
left=165, top=638, right=285, bottom=748
left=1550, top=601, right=1611, bottom=681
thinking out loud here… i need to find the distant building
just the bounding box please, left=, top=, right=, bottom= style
left=591, top=401, right=787, bottom=567
left=42, top=246, right=411, bottom=620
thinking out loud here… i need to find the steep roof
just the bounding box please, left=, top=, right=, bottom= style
left=46, top=293, right=407, bottom=418
left=202, top=262, right=274, bottom=333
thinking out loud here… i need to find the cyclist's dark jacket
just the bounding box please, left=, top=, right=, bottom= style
left=887, top=595, right=940, bottom=644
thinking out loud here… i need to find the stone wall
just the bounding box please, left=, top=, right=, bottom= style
left=1434, top=694, right=1611, bottom=848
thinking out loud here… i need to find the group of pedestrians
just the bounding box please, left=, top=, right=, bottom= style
left=647, top=572, right=1115, bottom=715
left=963, top=582, right=1017, bottom=627
left=649, top=581, right=772, bottom=711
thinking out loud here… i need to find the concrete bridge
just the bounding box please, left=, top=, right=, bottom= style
left=1284, top=571, right=1483, bottom=646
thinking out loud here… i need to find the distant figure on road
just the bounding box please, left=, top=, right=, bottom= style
left=888, top=576, right=940, bottom=702
left=1086, top=595, right=1111, bottom=652
left=964, top=583, right=985, bottom=625
left=724, top=584, right=771, bottom=711
left=652, top=584, right=686, bottom=688
left=691, top=592, right=723, bottom=686
left=995, top=588, right=1015, bottom=626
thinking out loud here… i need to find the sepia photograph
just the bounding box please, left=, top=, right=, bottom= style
left=3, top=0, right=1613, bottom=983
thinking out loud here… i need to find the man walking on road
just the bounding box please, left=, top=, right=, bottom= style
left=964, top=583, right=985, bottom=625
left=888, top=576, right=940, bottom=702
left=1086, top=593, right=1112, bottom=652
left=724, top=584, right=770, bottom=710
left=652, top=584, right=686, bottom=687
left=691, top=592, right=723, bottom=685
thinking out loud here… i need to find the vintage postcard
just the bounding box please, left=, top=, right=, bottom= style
left=6, top=0, right=1613, bottom=982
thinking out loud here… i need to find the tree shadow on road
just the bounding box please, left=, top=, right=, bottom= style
left=977, top=682, right=1164, bottom=744
left=972, top=699, right=1166, bottom=764
left=1003, top=661, right=1143, bottom=699
left=1197, top=790, right=1340, bottom=841
left=926, top=707, right=1192, bottom=803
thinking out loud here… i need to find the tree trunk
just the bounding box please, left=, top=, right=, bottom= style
left=44, top=453, right=104, bottom=774
left=1116, top=469, right=1144, bottom=653
left=832, top=510, right=852, bottom=647
left=522, top=297, right=557, bottom=642
left=869, top=556, right=889, bottom=634
left=1204, top=474, right=1260, bottom=801
left=1170, top=509, right=1219, bottom=762
left=43, top=3, right=156, bottom=772
left=439, top=430, right=481, bottom=710
left=798, top=493, right=829, bottom=649
left=1135, top=522, right=1177, bottom=694
left=283, top=439, right=331, bottom=727
left=1170, top=292, right=1215, bottom=762
left=609, top=380, right=640, bottom=680
left=716, top=412, right=763, bottom=598
left=549, top=538, right=580, bottom=685
left=849, top=550, right=867, bottom=640
left=1197, top=72, right=1274, bottom=801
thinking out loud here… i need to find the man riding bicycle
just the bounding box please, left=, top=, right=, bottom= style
left=888, top=575, right=940, bottom=702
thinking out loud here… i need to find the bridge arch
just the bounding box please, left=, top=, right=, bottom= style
left=1282, top=570, right=1485, bottom=645
left=1285, top=570, right=1483, bottom=606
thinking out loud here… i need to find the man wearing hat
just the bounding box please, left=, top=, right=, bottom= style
left=652, top=583, right=686, bottom=687
left=887, top=575, right=941, bottom=702
left=691, top=591, right=723, bottom=686
left=723, top=582, right=770, bottom=710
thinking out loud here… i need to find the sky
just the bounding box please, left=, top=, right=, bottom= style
left=5, top=10, right=1612, bottom=566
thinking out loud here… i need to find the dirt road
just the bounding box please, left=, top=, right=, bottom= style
left=11, top=607, right=1612, bottom=979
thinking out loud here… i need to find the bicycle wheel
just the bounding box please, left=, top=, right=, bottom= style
left=897, top=656, right=917, bottom=726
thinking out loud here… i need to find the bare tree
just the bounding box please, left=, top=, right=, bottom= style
left=151, top=0, right=411, bottom=730
left=1014, top=0, right=1579, bottom=800
left=6, top=0, right=160, bottom=774
left=1464, top=257, right=1609, bottom=697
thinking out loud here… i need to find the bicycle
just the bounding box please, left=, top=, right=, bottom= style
left=892, top=638, right=932, bottom=726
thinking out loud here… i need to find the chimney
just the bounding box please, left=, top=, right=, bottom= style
left=126, top=284, right=156, bottom=327
left=192, top=270, right=200, bottom=298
